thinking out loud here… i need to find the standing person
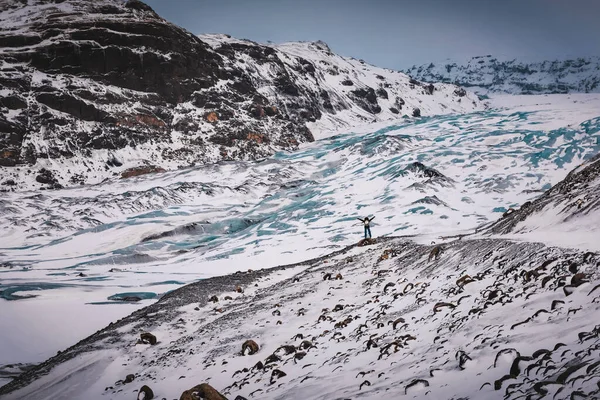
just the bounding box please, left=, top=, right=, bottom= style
left=358, top=216, right=375, bottom=238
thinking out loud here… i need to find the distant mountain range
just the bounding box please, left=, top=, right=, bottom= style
left=403, top=55, right=600, bottom=95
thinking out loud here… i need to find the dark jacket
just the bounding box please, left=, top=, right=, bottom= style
left=358, top=216, right=375, bottom=227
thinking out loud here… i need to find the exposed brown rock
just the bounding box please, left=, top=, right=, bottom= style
left=456, top=274, right=475, bottom=288
left=138, top=384, right=154, bottom=399
left=121, top=166, right=166, bottom=179
left=241, top=339, right=259, bottom=355
left=179, top=383, right=227, bottom=400
left=205, top=111, right=219, bottom=123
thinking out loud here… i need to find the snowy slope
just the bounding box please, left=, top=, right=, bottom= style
left=200, top=35, right=483, bottom=134
left=0, top=0, right=482, bottom=192
left=404, top=55, right=600, bottom=95
left=2, top=236, right=599, bottom=399
left=482, top=151, right=600, bottom=251
left=1, top=94, right=599, bottom=392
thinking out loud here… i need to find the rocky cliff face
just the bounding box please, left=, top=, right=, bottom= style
left=0, top=0, right=482, bottom=191
left=404, top=55, right=600, bottom=95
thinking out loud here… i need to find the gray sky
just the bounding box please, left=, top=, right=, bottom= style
left=144, top=0, right=600, bottom=70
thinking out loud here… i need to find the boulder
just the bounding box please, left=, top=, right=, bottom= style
left=179, top=383, right=227, bottom=400
left=139, top=332, right=157, bottom=345
left=241, top=340, right=259, bottom=355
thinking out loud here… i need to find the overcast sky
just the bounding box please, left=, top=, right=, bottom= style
left=144, top=0, right=600, bottom=70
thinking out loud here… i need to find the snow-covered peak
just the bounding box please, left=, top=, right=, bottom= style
left=404, top=55, right=600, bottom=95
left=0, top=0, right=483, bottom=191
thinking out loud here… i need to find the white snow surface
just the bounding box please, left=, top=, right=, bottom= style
left=1, top=94, right=600, bottom=398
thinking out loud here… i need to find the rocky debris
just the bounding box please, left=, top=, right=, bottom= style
left=241, top=340, right=259, bottom=356
left=428, top=245, right=443, bottom=261
left=454, top=88, right=467, bottom=97
left=137, top=385, right=154, bottom=400
left=121, top=166, right=167, bottom=179
left=1, top=233, right=599, bottom=399
left=456, top=274, right=475, bottom=288
left=138, top=332, right=157, bottom=345
left=403, top=162, right=447, bottom=179
left=180, top=383, right=227, bottom=400
left=357, top=238, right=377, bottom=247
left=123, top=374, right=135, bottom=384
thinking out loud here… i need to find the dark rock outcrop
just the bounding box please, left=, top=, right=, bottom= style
left=0, top=0, right=481, bottom=191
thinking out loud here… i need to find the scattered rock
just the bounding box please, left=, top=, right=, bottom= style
left=571, top=273, right=588, bottom=287
left=456, top=274, right=475, bottom=288
left=357, top=238, right=377, bottom=247
left=428, top=245, right=442, bottom=262
left=139, top=332, right=157, bottom=345
left=179, top=383, right=227, bottom=400
left=137, top=385, right=154, bottom=400
left=121, top=166, right=166, bottom=179
left=241, top=339, right=259, bottom=355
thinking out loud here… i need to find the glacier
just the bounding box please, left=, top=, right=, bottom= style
left=1, top=94, right=600, bottom=399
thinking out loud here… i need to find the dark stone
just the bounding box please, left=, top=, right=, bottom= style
left=352, top=88, right=377, bottom=103
left=106, top=156, right=123, bottom=167
left=0, top=95, right=27, bottom=110
left=0, top=34, right=42, bottom=48
left=389, top=107, right=399, bottom=114
left=341, top=79, right=354, bottom=86
left=36, top=93, right=110, bottom=122
left=376, top=88, right=389, bottom=99
left=454, top=88, right=467, bottom=97
left=395, top=97, right=405, bottom=109
left=139, top=332, right=157, bottom=345
left=425, top=83, right=435, bottom=95
left=404, top=162, right=444, bottom=178
left=412, top=108, right=421, bottom=117
left=35, top=168, right=58, bottom=185
left=124, top=0, right=156, bottom=13
left=138, top=385, right=154, bottom=399
left=274, top=74, right=300, bottom=96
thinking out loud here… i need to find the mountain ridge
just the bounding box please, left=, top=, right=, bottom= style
left=403, top=55, right=600, bottom=95
left=0, top=0, right=482, bottom=192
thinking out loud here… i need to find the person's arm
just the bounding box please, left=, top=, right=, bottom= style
left=369, top=216, right=375, bottom=221
left=357, top=218, right=364, bottom=222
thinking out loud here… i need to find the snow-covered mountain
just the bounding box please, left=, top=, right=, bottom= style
left=1, top=94, right=600, bottom=398
left=0, top=0, right=481, bottom=192
left=2, top=1, right=600, bottom=398
left=404, top=55, right=600, bottom=95
left=2, top=149, right=600, bottom=400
